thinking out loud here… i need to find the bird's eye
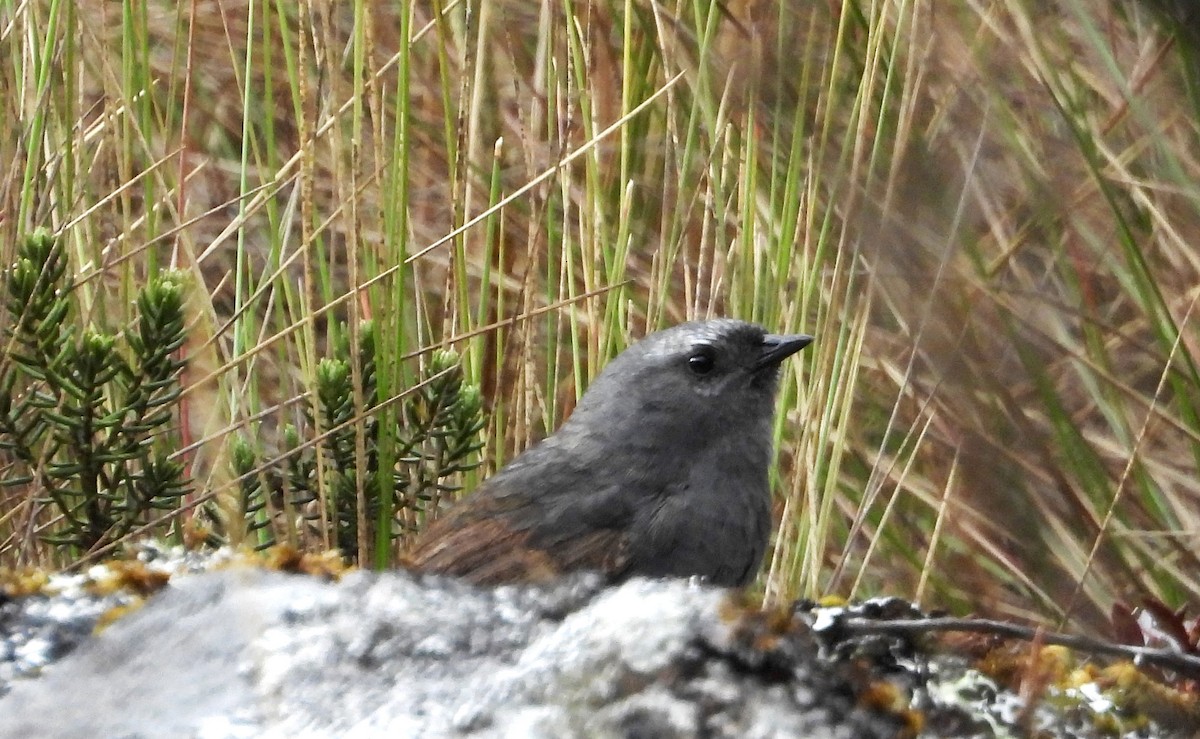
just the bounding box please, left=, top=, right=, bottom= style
left=687, top=347, right=716, bottom=375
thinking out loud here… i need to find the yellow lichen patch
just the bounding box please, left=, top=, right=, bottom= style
left=975, top=642, right=1076, bottom=690
left=0, top=568, right=51, bottom=597
left=93, top=600, right=147, bottom=633
left=715, top=593, right=798, bottom=653
left=1034, top=645, right=1075, bottom=682
left=181, top=517, right=213, bottom=550
left=1099, top=662, right=1200, bottom=733
left=91, top=559, right=173, bottom=597
left=1063, top=663, right=1101, bottom=689
left=1089, top=709, right=1149, bottom=735
left=262, top=544, right=349, bottom=579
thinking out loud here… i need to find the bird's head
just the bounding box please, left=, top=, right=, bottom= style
left=562, top=320, right=813, bottom=450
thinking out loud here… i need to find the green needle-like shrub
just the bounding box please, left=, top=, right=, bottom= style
left=214, top=322, right=485, bottom=564
left=0, top=230, right=191, bottom=552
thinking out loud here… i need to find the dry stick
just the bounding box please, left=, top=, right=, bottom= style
left=838, top=615, right=1200, bottom=681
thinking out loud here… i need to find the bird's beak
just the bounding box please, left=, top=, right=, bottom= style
left=755, top=333, right=814, bottom=370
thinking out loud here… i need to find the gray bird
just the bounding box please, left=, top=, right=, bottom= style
left=407, top=319, right=813, bottom=587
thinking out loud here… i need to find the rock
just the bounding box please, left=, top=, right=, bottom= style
left=0, top=568, right=904, bottom=738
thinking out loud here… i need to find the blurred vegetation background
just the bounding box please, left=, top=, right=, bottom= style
left=1, top=0, right=1198, bottom=635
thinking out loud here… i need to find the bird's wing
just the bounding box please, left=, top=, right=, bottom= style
left=403, top=511, right=563, bottom=584
left=527, top=486, right=636, bottom=576
left=404, top=479, right=636, bottom=585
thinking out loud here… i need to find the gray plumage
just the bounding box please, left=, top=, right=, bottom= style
left=408, top=319, right=813, bottom=587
